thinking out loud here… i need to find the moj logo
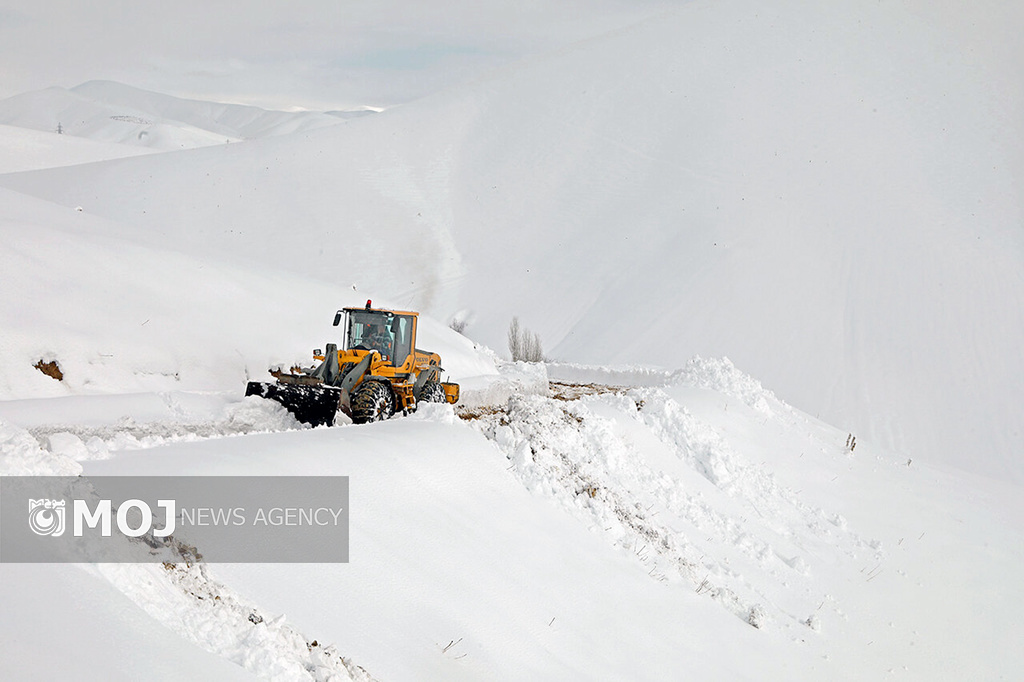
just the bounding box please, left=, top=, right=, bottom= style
left=4, top=476, right=349, bottom=563
left=28, top=499, right=65, bottom=537
left=29, top=498, right=176, bottom=538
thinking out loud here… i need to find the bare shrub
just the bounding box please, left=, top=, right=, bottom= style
left=508, top=316, right=544, bottom=362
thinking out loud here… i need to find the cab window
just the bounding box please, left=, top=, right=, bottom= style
left=391, top=315, right=414, bottom=367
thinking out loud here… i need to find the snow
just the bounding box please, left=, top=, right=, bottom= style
left=75, top=400, right=814, bottom=681
left=1, top=0, right=1023, bottom=679
left=0, top=82, right=351, bottom=151
left=2, top=363, right=1018, bottom=679
left=0, top=187, right=497, bottom=400
left=0, top=562, right=253, bottom=681
left=2, top=2, right=1021, bottom=481
left=0, top=123, right=154, bottom=173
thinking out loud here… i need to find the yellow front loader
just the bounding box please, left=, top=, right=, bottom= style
left=246, top=301, right=459, bottom=426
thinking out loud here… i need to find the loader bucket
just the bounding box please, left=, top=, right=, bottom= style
left=245, top=381, right=342, bottom=427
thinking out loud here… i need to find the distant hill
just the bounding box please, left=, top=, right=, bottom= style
left=0, top=123, right=153, bottom=173
left=0, top=80, right=369, bottom=151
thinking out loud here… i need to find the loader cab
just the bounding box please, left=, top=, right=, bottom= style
left=337, top=306, right=416, bottom=369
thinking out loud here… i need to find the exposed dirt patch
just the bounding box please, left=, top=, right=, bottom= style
left=549, top=381, right=625, bottom=401
left=456, top=405, right=510, bottom=422
left=34, top=359, right=64, bottom=381
left=457, top=382, right=627, bottom=421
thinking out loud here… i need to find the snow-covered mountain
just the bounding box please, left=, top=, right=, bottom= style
left=1, top=3, right=1022, bottom=482
left=0, top=81, right=364, bottom=151
left=1, top=0, right=1022, bottom=679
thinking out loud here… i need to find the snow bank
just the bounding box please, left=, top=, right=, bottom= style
left=0, top=562, right=254, bottom=681
left=84, top=411, right=806, bottom=680
left=91, top=562, right=375, bottom=682
left=467, top=387, right=875, bottom=633
left=545, top=362, right=672, bottom=387
left=456, top=359, right=549, bottom=410
left=669, top=356, right=780, bottom=416
left=2, top=348, right=1019, bottom=679
left=0, top=419, right=81, bottom=476
left=0, top=400, right=372, bottom=680
left=546, top=356, right=784, bottom=419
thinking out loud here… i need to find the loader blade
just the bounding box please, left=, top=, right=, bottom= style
left=245, top=381, right=342, bottom=427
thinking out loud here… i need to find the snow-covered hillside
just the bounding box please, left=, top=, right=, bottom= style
left=0, top=81, right=357, bottom=150
left=0, top=123, right=154, bottom=173
left=1, top=0, right=1022, bottom=679
left=1, top=2, right=1021, bottom=482
left=0, top=186, right=495, bottom=400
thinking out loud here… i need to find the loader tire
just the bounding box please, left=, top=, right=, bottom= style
left=419, top=380, right=446, bottom=404
left=351, top=380, right=395, bottom=424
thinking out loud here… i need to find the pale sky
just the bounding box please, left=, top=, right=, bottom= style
left=0, top=0, right=673, bottom=110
